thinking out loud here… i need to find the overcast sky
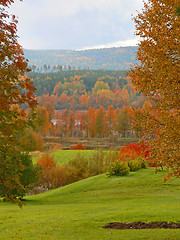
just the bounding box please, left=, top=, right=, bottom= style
left=10, top=0, right=144, bottom=50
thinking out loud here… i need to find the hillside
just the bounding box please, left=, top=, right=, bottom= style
left=24, top=46, right=138, bottom=70
left=0, top=168, right=180, bottom=239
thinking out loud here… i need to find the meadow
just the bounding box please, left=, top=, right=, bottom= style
left=0, top=168, right=180, bottom=240
left=33, top=149, right=114, bottom=166
left=52, top=150, right=98, bottom=166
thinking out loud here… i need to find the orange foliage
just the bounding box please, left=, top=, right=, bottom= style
left=129, top=0, right=180, bottom=177
left=37, top=154, right=56, bottom=170
left=0, top=0, right=37, bottom=205
left=79, top=93, right=89, bottom=107
left=119, top=143, right=151, bottom=161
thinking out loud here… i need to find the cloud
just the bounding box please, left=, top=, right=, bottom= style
left=15, top=0, right=143, bottom=20
left=10, top=0, right=144, bottom=49
left=80, top=37, right=141, bottom=50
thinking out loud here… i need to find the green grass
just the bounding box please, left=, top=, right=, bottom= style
left=0, top=168, right=180, bottom=239
left=52, top=150, right=97, bottom=166
left=33, top=149, right=109, bottom=166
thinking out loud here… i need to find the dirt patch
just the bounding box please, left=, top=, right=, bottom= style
left=104, top=222, right=180, bottom=229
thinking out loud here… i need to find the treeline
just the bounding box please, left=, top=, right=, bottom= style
left=29, top=69, right=128, bottom=95
left=11, top=99, right=152, bottom=153
left=28, top=70, right=146, bottom=110
left=53, top=106, right=133, bottom=138
left=31, top=103, right=151, bottom=139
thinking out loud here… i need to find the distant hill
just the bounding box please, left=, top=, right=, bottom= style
left=24, top=46, right=138, bottom=70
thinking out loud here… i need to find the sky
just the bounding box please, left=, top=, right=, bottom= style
left=10, top=0, right=144, bottom=50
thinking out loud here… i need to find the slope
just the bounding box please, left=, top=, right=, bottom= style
left=0, top=168, right=179, bottom=239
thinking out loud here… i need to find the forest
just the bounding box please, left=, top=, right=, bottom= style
left=22, top=68, right=149, bottom=145
left=24, top=46, right=138, bottom=70
left=28, top=69, right=146, bottom=110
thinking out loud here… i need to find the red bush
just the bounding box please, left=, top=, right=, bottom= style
left=71, top=143, right=86, bottom=150
left=119, top=143, right=151, bottom=161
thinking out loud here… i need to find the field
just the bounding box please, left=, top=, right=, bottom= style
left=33, top=149, right=118, bottom=167
left=52, top=150, right=100, bottom=166
left=33, top=137, right=137, bottom=166
left=33, top=150, right=108, bottom=166
left=0, top=168, right=180, bottom=240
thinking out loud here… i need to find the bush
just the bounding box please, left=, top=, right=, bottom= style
left=88, top=150, right=105, bottom=175
left=71, top=144, right=86, bottom=150
left=140, top=158, right=147, bottom=169
left=119, top=142, right=151, bottom=161
left=20, top=130, right=45, bottom=152
left=106, top=161, right=130, bottom=176
left=34, top=150, right=122, bottom=193
left=126, top=157, right=147, bottom=172
left=36, top=153, right=90, bottom=191
left=127, top=159, right=141, bottom=172
left=67, top=154, right=89, bottom=180
left=37, top=153, right=56, bottom=169
left=37, top=154, right=58, bottom=189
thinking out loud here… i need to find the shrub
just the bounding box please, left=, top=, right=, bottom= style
left=127, top=159, right=141, bottom=172
left=45, top=165, right=71, bottom=188
left=119, top=142, right=151, bottom=161
left=104, top=151, right=119, bottom=170
left=67, top=154, right=89, bottom=180
left=140, top=158, right=147, bottom=169
left=37, top=154, right=58, bottom=189
left=88, top=150, right=105, bottom=175
left=20, top=130, right=45, bottom=152
left=36, top=153, right=90, bottom=191
left=106, top=161, right=130, bottom=176
left=37, top=153, right=56, bottom=169
left=71, top=143, right=86, bottom=150
left=34, top=150, right=123, bottom=193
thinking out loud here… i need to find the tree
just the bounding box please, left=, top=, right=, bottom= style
left=20, top=129, right=45, bottom=152
left=129, top=0, right=180, bottom=177
left=44, top=102, right=55, bottom=121
left=95, top=106, right=106, bottom=137
left=33, top=106, right=51, bottom=136
left=1, top=153, right=40, bottom=199
left=94, top=81, right=110, bottom=93
left=116, top=107, right=130, bottom=138
left=67, top=109, right=75, bottom=137
left=87, top=107, right=96, bottom=138
left=0, top=0, right=37, bottom=205
left=106, top=105, right=115, bottom=136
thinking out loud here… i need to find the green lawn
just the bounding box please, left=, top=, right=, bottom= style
left=0, top=168, right=180, bottom=239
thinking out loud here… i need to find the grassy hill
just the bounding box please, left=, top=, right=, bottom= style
left=0, top=168, right=179, bottom=239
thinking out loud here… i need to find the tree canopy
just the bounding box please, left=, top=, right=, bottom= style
left=0, top=0, right=37, bottom=205
left=129, top=0, right=180, bottom=177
